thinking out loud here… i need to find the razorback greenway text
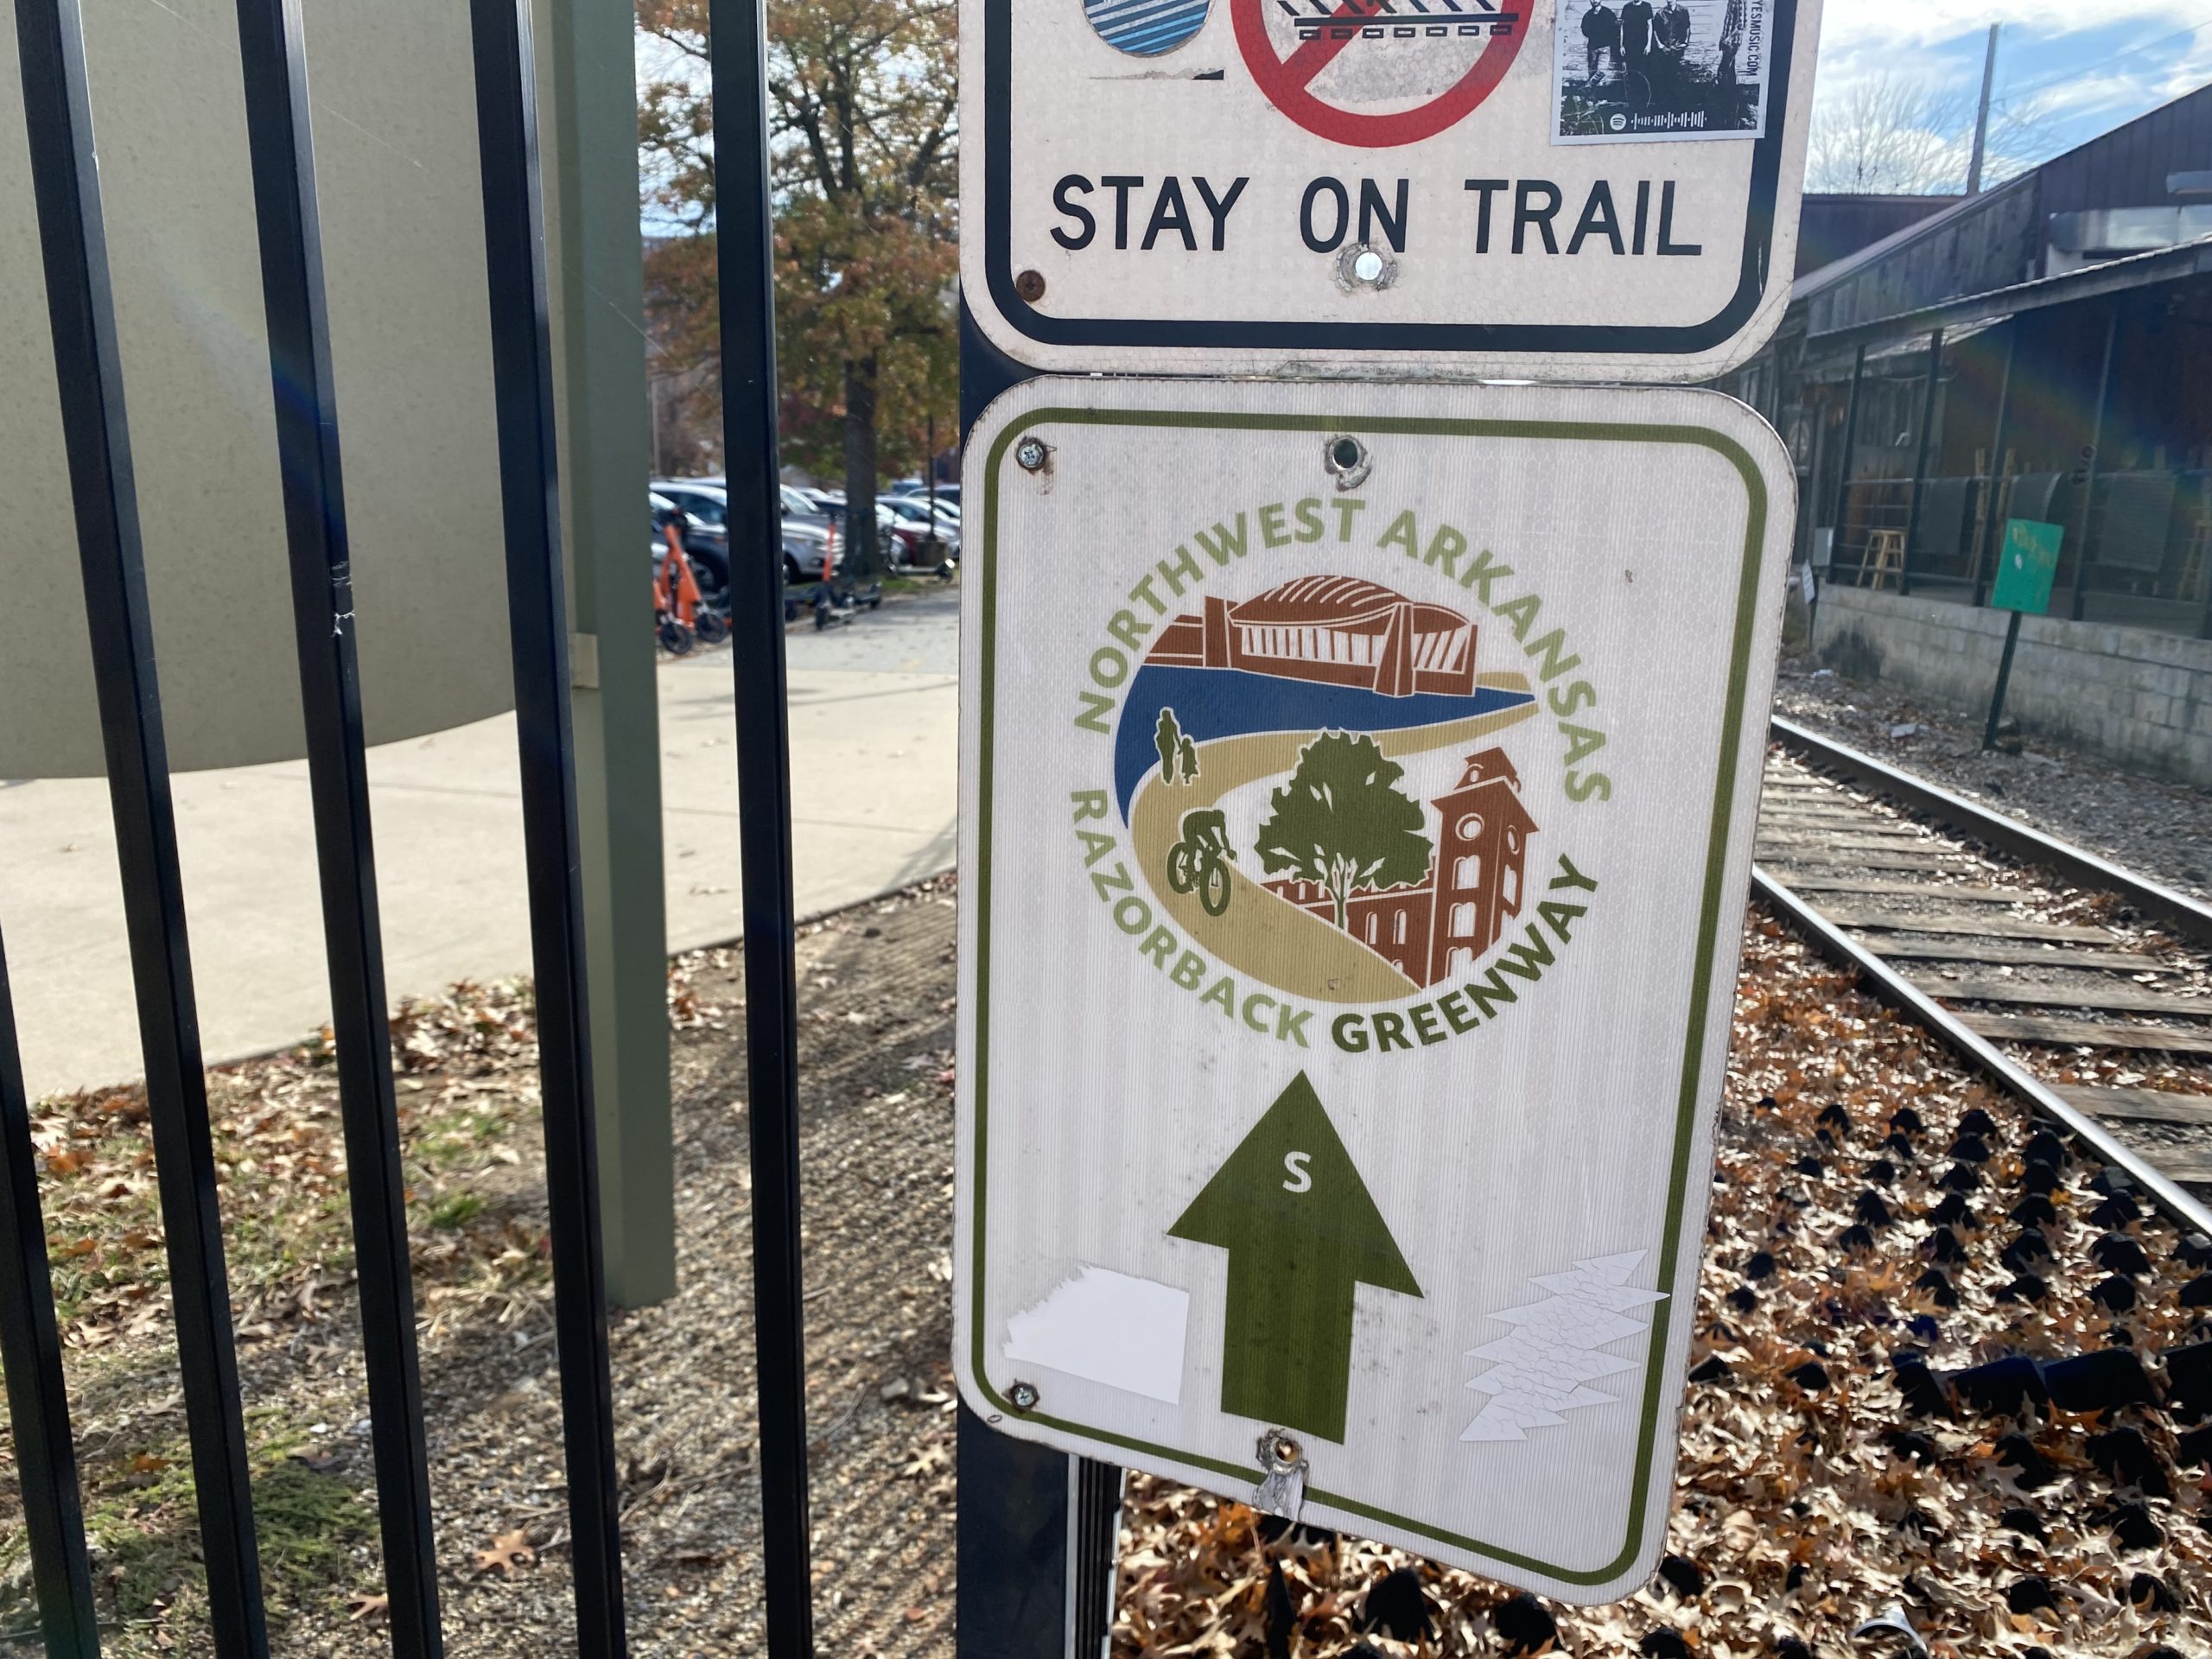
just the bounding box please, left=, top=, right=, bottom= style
left=1070, top=499, right=1613, bottom=804
left=1330, top=855, right=1599, bottom=1055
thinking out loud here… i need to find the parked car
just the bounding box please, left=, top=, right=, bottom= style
left=813, top=499, right=948, bottom=570
left=880, top=495, right=961, bottom=553
left=653, top=477, right=840, bottom=586
left=649, top=491, right=730, bottom=601
left=887, top=480, right=959, bottom=511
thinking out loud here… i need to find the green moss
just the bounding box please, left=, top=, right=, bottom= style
left=429, top=1190, right=486, bottom=1229
left=79, top=1414, right=372, bottom=1637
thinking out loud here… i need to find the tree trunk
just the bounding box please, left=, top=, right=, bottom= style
left=842, top=353, right=881, bottom=578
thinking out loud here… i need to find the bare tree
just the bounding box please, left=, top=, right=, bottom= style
left=1808, top=73, right=2060, bottom=195
left=1807, top=75, right=1972, bottom=194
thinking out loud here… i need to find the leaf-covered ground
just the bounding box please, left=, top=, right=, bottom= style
left=1114, top=915, right=2212, bottom=1659
left=8, top=886, right=2212, bottom=1655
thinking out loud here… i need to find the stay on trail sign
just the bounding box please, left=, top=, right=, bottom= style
left=961, top=0, right=1822, bottom=379
left=953, top=378, right=1793, bottom=1599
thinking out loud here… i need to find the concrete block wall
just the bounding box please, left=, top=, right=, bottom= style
left=1809, top=585, right=2212, bottom=786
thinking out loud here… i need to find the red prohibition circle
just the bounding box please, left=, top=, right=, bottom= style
left=1232, top=0, right=1528, bottom=149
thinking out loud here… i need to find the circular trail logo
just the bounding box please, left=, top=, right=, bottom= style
left=1086, top=0, right=1212, bottom=55
left=1096, top=571, right=1580, bottom=1022
left=1233, top=0, right=1528, bottom=147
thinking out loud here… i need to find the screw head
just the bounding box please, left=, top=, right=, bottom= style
left=1271, top=1434, right=1303, bottom=1466
left=1009, top=1381, right=1040, bottom=1412
left=1015, top=269, right=1047, bottom=303
left=1015, top=436, right=1050, bottom=473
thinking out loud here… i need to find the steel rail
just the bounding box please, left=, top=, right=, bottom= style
left=14, top=3, right=270, bottom=1649
left=231, top=0, right=443, bottom=1649
left=1771, top=715, right=2212, bottom=950
left=1753, top=868, right=2212, bottom=1240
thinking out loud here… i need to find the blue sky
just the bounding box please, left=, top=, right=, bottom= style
left=637, top=6, right=2212, bottom=213
left=1815, top=4, right=2212, bottom=183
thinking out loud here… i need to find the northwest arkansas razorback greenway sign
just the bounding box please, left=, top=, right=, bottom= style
left=962, top=0, right=1823, bottom=379
left=953, top=378, right=1793, bottom=1599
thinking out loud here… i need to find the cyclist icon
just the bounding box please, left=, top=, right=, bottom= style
left=1167, top=809, right=1236, bottom=917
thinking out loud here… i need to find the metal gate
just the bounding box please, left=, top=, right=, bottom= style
left=0, top=1, right=1123, bottom=1654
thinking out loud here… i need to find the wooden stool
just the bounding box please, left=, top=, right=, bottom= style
left=1863, top=529, right=1905, bottom=592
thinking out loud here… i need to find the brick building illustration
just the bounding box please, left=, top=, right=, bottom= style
left=1148, top=575, right=1479, bottom=698
left=1264, top=748, right=1538, bottom=988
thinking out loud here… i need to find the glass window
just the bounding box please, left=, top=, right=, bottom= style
left=1450, top=901, right=1477, bottom=938
left=1503, top=866, right=1520, bottom=908
left=671, top=491, right=727, bottom=526
left=1454, top=854, right=1482, bottom=889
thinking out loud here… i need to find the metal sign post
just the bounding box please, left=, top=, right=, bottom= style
left=964, top=0, right=1821, bottom=379
left=1982, top=518, right=2063, bottom=752
left=954, top=378, right=1791, bottom=1601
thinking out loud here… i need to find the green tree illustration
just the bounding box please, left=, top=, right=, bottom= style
left=1254, top=733, right=1433, bottom=932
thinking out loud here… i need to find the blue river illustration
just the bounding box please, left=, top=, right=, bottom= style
left=1113, top=664, right=1537, bottom=823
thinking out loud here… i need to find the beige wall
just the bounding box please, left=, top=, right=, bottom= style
left=0, top=0, right=523, bottom=777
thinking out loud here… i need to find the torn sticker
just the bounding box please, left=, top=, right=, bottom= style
left=1005, top=1265, right=1191, bottom=1403
left=1461, top=1250, right=1665, bottom=1443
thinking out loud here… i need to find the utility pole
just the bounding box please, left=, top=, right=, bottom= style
left=1967, top=23, right=2000, bottom=195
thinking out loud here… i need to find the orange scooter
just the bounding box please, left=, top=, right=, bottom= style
left=657, top=521, right=729, bottom=654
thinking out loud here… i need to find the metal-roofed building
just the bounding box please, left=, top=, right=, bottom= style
left=1719, top=84, right=2212, bottom=783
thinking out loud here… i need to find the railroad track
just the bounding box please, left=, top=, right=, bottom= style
left=1756, top=717, right=2212, bottom=1236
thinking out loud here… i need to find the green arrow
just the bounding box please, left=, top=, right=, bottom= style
left=1169, top=1071, right=1421, bottom=1445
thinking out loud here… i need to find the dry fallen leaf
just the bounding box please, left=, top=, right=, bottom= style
left=473, top=1529, right=537, bottom=1574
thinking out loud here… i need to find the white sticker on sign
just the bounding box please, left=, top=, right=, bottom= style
left=955, top=378, right=1793, bottom=1603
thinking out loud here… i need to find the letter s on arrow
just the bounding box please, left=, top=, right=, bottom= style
left=1282, top=1152, right=1313, bottom=1194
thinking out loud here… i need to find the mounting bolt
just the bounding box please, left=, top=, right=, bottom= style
left=1324, top=435, right=1372, bottom=492
left=1015, top=269, right=1047, bottom=303
left=1009, top=1380, right=1040, bottom=1412
left=1335, top=241, right=1398, bottom=293
left=1269, top=1433, right=1303, bottom=1467
left=1015, top=436, right=1051, bottom=474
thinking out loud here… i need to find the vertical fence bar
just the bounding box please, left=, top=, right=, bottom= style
left=704, top=1, right=816, bottom=1653
left=1897, top=327, right=1944, bottom=599
left=2069, top=302, right=2120, bottom=622
left=1829, top=343, right=1866, bottom=585
left=11, top=4, right=270, bottom=1652
left=0, top=931, right=99, bottom=1658
left=464, top=3, right=628, bottom=1651
left=230, top=3, right=444, bottom=1652
left=1969, top=325, right=2017, bottom=607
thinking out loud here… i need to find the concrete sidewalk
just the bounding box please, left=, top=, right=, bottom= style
left=0, top=593, right=959, bottom=1098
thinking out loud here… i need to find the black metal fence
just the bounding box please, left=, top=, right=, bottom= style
left=0, top=0, right=817, bottom=1654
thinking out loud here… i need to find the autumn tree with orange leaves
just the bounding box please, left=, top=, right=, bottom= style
left=639, top=0, right=957, bottom=573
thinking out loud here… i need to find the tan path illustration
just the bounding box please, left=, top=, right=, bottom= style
left=1128, top=679, right=1538, bottom=1005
